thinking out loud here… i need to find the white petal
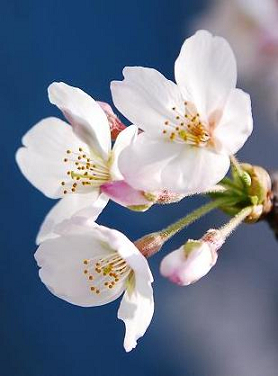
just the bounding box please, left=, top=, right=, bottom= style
left=36, top=192, right=109, bottom=244
left=48, top=82, right=111, bottom=160
left=16, top=117, right=86, bottom=198
left=109, top=124, right=138, bottom=180
left=213, top=89, right=253, bottom=155
left=117, top=273, right=154, bottom=352
left=175, top=30, right=237, bottom=120
left=92, top=228, right=154, bottom=352
left=111, top=67, right=183, bottom=135
left=35, top=228, right=125, bottom=307
left=119, top=133, right=230, bottom=194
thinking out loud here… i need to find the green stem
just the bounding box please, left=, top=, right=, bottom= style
left=218, top=206, right=252, bottom=239
left=159, top=197, right=231, bottom=241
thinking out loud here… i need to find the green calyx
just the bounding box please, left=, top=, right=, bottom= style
left=209, top=161, right=272, bottom=222
left=183, top=240, right=202, bottom=258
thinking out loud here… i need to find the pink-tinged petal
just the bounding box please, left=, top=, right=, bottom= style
left=36, top=192, right=108, bottom=244
left=111, top=67, right=184, bottom=136
left=175, top=30, right=237, bottom=120
left=213, top=88, right=253, bottom=155
left=101, top=180, right=151, bottom=208
left=16, top=117, right=86, bottom=199
left=119, top=132, right=230, bottom=194
left=48, top=82, right=111, bottom=160
left=97, top=101, right=127, bottom=140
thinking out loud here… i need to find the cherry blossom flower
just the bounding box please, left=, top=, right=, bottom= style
left=160, top=230, right=223, bottom=286
left=111, top=30, right=253, bottom=194
left=16, top=82, right=150, bottom=243
left=35, top=218, right=154, bottom=352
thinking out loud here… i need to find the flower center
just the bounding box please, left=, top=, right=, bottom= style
left=61, top=147, right=111, bottom=194
left=162, top=101, right=210, bottom=146
left=82, top=252, right=131, bottom=295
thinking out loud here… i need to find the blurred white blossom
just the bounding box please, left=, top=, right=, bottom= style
left=193, top=0, right=278, bottom=123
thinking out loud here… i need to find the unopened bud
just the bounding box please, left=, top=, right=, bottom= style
left=241, top=163, right=272, bottom=220
left=160, top=234, right=220, bottom=286
left=97, top=101, right=126, bottom=140
left=134, top=232, right=165, bottom=258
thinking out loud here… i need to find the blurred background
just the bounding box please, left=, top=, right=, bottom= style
left=2, top=0, right=278, bottom=375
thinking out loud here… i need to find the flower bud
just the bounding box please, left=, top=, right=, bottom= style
left=97, top=101, right=126, bottom=140
left=160, top=235, right=221, bottom=286
left=240, top=163, right=272, bottom=221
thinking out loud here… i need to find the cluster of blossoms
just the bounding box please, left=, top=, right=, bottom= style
left=16, top=30, right=275, bottom=352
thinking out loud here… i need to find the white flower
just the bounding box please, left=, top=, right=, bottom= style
left=111, top=30, right=253, bottom=194
left=35, top=218, right=154, bottom=352
left=160, top=237, right=220, bottom=286
left=16, top=82, right=142, bottom=243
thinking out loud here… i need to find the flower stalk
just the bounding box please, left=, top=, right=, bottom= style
left=159, top=197, right=235, bottom=240
left=135, top=197, right=237, bottom=257
left=217, top=206, right=253, bottom=239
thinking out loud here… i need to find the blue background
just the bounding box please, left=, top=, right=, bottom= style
left=2, top=1, right=278, bottom=375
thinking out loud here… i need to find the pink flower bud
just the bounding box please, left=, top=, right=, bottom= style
left=160, top=238, right=220, bottom=286
left=97, top=101, right=126, bottom=140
